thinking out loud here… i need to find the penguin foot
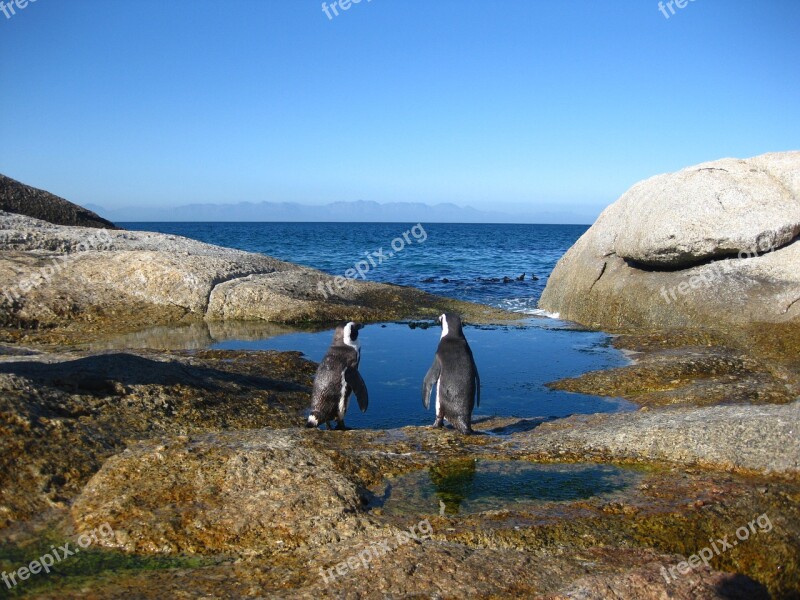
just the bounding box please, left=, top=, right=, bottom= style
left=335, top=421, right=347, bottom=431
left=454, top=420, right=474, bottom=435
left=431, top=418, right=444, bottom=428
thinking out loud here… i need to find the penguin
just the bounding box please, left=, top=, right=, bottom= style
left=422, top=313, right=480, bottom=434
left=306, top=322, right=368, bottom=430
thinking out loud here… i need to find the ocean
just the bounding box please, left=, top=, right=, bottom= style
left=122, top=222, right=587, bottom=313
left=118, top=222, right=630, bottom=428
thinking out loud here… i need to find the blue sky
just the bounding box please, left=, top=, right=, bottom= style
left=1, top=0, right=798, bottom=222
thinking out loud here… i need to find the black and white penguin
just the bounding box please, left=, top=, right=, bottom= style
left=422, top=313, right=480, bottom=434
left=306, top=322, right=368, bottom=430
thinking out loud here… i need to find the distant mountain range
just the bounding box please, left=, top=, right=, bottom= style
left=86, top=200, right=598, bottom=224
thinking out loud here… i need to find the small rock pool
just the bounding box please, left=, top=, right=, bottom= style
left=89, top=317, right=634, bottom=429
left=211, top=319, right=634, bottom=428
left=370, top=460, right=644, bottom=516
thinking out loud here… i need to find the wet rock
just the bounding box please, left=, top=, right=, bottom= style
left=2, top=412, right=799, bottom=597
left=300, top=542, right=759, bottom=600
left=16, top=428, right=797, bottom=598
left=32, top=542, right=765, bottom=600
left=549, top=344, right=799, bottom=408
left=518, top=401, right=800, bottom=475
left=0, top=349, right=315, bottom=527
left=546, top=565, right=770, bottom=600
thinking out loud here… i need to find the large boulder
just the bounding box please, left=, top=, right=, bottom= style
left=70, top=430, right=366, bottom=555
left=0, top=174, right=118, bottom=229
left=614, top=153, right=800, bottom=268
left=539, top=152, right=800, bottom=332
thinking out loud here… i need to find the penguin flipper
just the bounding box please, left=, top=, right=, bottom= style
left=466, top=343, right=480, bottom=408
left=345, top=368, right=369, bottom=412
left=475, top=367, right=481, bottom=408
left=422, top=359, right=441, bottom=410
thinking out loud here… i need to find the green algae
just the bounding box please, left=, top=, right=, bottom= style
left=0, top=529, right=216, bottom=598
left=372, top=459, right=643, bottom=516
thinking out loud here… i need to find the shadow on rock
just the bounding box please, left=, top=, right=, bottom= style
left=714, top=574, right=771, bottom=600
left=476, top=416, right=555, bottom=435
left=0, top=349, right=315, bottom=527
left=0, top=352, right=308, bottom=395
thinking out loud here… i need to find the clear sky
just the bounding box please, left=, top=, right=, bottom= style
left=1, top=0, right=798, bottom=221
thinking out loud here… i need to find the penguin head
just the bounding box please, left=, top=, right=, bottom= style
left=438, top=313, right=463, bottom=339
left=336, top=321, right=363, bottom=348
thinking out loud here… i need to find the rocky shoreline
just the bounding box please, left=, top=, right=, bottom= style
left=0, top=210, right=514, bottom=347
left=1, top=157, right=799, bottom=599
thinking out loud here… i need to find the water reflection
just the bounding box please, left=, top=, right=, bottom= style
left=372, top=460, right=643, bottom=515
left=86, top=319, right=634, bottom=428
left=85, top=320, right=328, bottom=351
left=429, top=458, right=478, bottom=515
